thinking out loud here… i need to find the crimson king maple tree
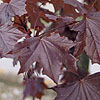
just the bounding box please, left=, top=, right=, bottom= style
left=0, top=0, right=100, bottom=100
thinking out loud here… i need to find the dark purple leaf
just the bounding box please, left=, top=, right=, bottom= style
left=0, top=0, right=27, bottom=24
left=45, top=14, right=74, bottom=24
left=85, top=11, right=100, bottom=63
left=64, top=0, right=87, bottom=14
left=45, top=14, right=59, bottom=21
left=0, top=23, right=25, bottom=57
left=53, top=72, right=100, bottom=100
left=71, top=10, right=100, bottom=64
left=11, top=33, right=76, bottom=83
left=23, top=77, right=47, bottom=100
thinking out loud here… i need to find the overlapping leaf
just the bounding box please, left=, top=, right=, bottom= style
left=23, top=77, right=47, bottom=100
left=49, top=0, right=80, bottom=18
left=0, top=0, right=27, bottom=24
left=0, top=24, right=26, bottom=57
left=61, top=71, right=80, bottom=84
left=85, top=12, right=100, bottom=63
left=45, top=14, right=78, bottom=42
left=71, top=9, right=100, bottom=64
left=64, top=0, right=87, bottom=14
left=26, top=0, right=81, bottom=29
left=84, top=0, right=100, bottom=11
left=73, top=32, right=86, bottom=58
left=11, top=33, right=76, bottom=83
left=45, top=14, right=74, bottom=23
left=13, top=15, right=28, bottom=33
left=53, top=72, right=100, bottom=100
left=26, top=0, right=53, bottom=28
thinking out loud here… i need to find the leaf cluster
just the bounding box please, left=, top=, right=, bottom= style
left=0, top=0, right=100, bottom=100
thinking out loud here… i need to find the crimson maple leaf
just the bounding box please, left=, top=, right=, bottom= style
left=0, top=0, right=27, bottom=25
left=11, top=33, right=76, bottom=83
left=53, top=72, right=100, bottom=100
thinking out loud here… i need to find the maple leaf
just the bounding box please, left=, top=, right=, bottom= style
left=1, top=0, right=100, bottom=99
left=70, top=19, right=86, bottom=58
left=84, top=0, right=100, bottom=11
left=64, top=0, right=87, bottom=14
left=0, top=24, right=26, bottom=57
left=45, top=14, right=59, bottom=21
left=45, top=14, right=74, bottom=23
left=48, top=0, right=77, bottom=16
left=26, top=0, right=53, bottom=28
left=0, top=0, right=27, bottom=25
left=53, top=72, right=100, bottom=100
left=23, top=77, right=47, bottom=100
left=11, top=33, right=76, bottom=83
left=71, top=9, right=100, bottom=64
left=61, top=71, right=80, bottom=84
left=49, top=0, right=81, bottom=18
left=13, top=15, right=28, bottom=33
left=26, top=0, right=80, bottom=29
left=45, top=14, right=78, bottom=42
left=73, top=31, right=86, bottom=58
left=59, top=26, right=78, bottom=42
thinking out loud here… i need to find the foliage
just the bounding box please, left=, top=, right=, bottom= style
left=0, top=0, right=100, bottom=100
